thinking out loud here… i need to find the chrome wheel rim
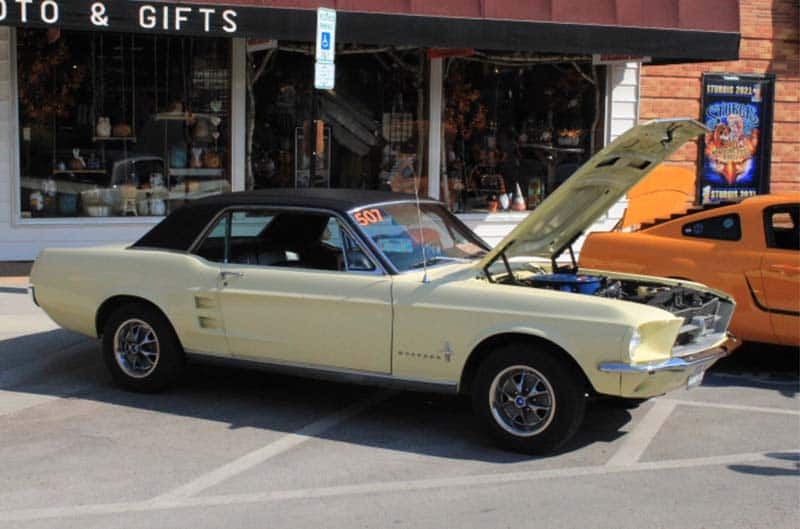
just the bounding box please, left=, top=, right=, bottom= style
left=489, top=365, right=556, bottom=437
left=113, top=319, right=160, bottom=379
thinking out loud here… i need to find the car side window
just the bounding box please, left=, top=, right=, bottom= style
left=195, top=209, right=378, bottom=272
left=682, top=213, right=741, bottom=241
left=321, top=218, right=376, bottom=272
left=194, top=213, right=229, bottom=263
left=764, top=205, right=799, bottom=250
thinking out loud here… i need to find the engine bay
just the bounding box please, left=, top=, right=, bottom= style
left=503, top=272, right=721, bottom=319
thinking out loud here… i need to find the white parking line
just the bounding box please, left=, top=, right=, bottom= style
left=1, top=449, right=795, bottom=523
left=155, top=389, right=395, bottom=501
left=606, top=399, right=678, bottom=467
left=664, top=398, right=800, bottom=416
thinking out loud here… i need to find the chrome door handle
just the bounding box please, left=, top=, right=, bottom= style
left=220, top=271, right=244, bottom=280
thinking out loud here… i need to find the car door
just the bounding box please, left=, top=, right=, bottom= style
left=760, top=205, right=800, bottom=345
left=211, top=208, right=393, bottom=373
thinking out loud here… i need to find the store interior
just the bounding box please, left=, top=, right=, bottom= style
left=16, top=29, right=605, bottom=219
left=17, top=29, right=232, bottom=218
left=441, top=56, right=604, bottom=213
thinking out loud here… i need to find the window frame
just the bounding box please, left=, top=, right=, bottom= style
left=763, top=203, right=800, bottom=251
left=190, top=205, right=386, bottom=275
left=681, top=212, right=742, bottom=242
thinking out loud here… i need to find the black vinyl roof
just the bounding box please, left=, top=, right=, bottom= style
left=132, top=189, right=424, bottom=251
left=193, top=188, right=418, bottom=212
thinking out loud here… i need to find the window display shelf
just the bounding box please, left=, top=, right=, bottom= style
left=93, top=136, right=137, bottom=143
left=154, top=112, right=220, bottom=122
left=169, top=168, right=224, bottom=177
left=52, top=169, right=107, bottom=175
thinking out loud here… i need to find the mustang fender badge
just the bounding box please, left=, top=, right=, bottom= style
left=442, top=342, right=454, bottom=363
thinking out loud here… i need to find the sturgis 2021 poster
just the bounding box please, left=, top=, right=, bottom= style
left=698, top=73, right=774, bottom=204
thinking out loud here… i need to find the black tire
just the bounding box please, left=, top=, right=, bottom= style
left=472, top=343, right=586, bottom=454
left=102, top=303, right=184, bottom=392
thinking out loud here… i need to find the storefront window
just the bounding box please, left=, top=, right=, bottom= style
left=17, top=29, right=231, bottom=218
left=246, top=44, right=427, bottom=195
left=441, top=57, right=602, bottom=213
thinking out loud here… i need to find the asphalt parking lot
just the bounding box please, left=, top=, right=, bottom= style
left=1, top=286, right=798, bottom=529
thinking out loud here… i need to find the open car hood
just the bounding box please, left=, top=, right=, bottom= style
left=476, top=119, right=709, bottom=269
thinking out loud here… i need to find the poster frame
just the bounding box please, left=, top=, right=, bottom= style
left=697, top=72, right=775, bottom=204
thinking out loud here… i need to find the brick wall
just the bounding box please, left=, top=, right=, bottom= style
left=640, top=0, right=799, bottom=195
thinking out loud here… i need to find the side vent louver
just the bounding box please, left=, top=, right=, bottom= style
left=198, top=316, right=221, bottom=329
left=194, top=296, right=216, bottom=309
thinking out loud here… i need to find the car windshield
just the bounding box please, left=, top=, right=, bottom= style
left=351, top=202, right=489, bottom=272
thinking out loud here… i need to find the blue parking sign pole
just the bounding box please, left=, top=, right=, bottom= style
left=313, top=8, right=336, bottom=186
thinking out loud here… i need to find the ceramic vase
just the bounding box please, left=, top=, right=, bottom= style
left=96, top=117, right=111, bottom=138
left=190, top=148, right=204, bottom=169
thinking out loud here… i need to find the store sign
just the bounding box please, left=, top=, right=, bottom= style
left=0, top=0, right=249, bottom=35
left=697, top=73, right=775, bottom=204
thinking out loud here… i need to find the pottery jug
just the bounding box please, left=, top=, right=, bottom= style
left=30, top=191, right=44, bottom=212
left=112, top=123, right=132, bottom=138
left=190, top=148, right=204, bottom=169
left=70, top=148, right=85, bottom=170
left=170, top=145, right=187, bottom=168
left=96, top=117, right=111, bottom=138
left=87, top=153, right=101, bottom=170
left=149, top=199, right=166, bottom=216
left=193, top=118, right=211, bottom=141
left=203, top=151, right=221, bottom=169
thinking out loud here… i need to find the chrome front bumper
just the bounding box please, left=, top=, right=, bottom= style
left=599, top=346, right=730, bottom=375
left=598, top=343, right=733, bottom=398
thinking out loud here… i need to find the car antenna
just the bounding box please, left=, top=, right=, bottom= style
left=412, top=163, right=429, bottom=283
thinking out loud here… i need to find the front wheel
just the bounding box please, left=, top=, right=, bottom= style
left=102, top=303, right=183, bottom=392
left=472, top=345, right=586, bottom=454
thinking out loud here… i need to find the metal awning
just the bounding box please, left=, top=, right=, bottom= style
left=1, top=0, right=740, bottom=62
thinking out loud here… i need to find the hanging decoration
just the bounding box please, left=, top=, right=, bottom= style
left=17, top=31, right=86, bottom=122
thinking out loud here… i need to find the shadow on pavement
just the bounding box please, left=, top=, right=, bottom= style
left=706, top=342, right=800, bottom=398
left=2, top=327, right=636, bottom=462
left=0, top=328, right=89, bottom=381
left=728, top=452, right=800, bottom=477
left=3, top=325, right=795, bottom=461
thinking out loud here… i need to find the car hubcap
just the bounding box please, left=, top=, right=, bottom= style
left=489, top=365, right=555, bottom=437
left=113, top=319, right=160, bottom=379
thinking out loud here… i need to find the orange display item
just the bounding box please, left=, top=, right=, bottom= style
left=620, top=165, right=696, bottom=230
left=580, top=193, right=800, bottom=347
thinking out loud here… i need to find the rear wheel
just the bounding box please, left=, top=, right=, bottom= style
left=102, top=303, right=183, bottom=392
left=472, top=344, right=586, bottom=454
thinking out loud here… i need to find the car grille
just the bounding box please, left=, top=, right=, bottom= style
left=673, top=298, right=734, bottom=347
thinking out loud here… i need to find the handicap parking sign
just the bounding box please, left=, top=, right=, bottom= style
left=315, top=8, right=336, bottom=63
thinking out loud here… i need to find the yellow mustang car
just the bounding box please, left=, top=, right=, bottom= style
left=30, top=119, right=735, bottom=453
